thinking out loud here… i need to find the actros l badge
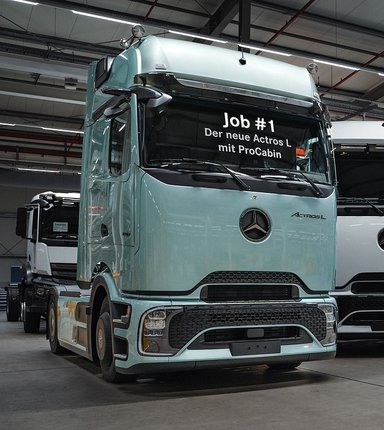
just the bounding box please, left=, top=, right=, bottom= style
left=240, top=209, right=271, bottom=242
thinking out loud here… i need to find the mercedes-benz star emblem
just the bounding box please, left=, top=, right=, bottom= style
left=240, top=209, right=271, bottom=242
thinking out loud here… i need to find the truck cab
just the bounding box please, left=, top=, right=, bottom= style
left=332, top=121, right=384, bottom=339
left=48, top=34, right=337, bottom=382
left=8, top=191, right=80, bottom=333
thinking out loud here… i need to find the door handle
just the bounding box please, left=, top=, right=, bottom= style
left=101, top=223, right=109, bottom=237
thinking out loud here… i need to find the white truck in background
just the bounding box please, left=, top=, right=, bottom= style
left=6, top=191, right=80, bottom=333
left=332, top=121, right=384, bottom=340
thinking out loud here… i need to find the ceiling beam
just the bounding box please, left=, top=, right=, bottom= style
left=26, top=0, right=200, bottom=34
left=251, top=0, right=384, bottom=40
left=1, top=18, right=380, bottom=61
left=260, top=0, right=317, bottom=49
left=0, top=41, right=95, bottom=66
left=39, top=0, right=209, bottom=19
left=321, top=48, right=384, bottom=94
left=0, top=130, right=83, bottom=145
left=0, top=53, right=88, bottom=82
left=238, top=0, right=251, bottom=49
left=323, top=97, right=384, bottom=120
left=198, top=0, right=239, bottom=36
left=363, top=82, right=384, bottom=102
left=0, top=27, right=120, bottom=57
left=0, top=144, right=81, bottom=158
left=0, top=79, right=85, bottom=105
left=0, top=110, right=83, bottom=126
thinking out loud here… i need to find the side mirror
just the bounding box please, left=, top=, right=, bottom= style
left=15, top=207, right=27, bottom=238
left=102, top=85, right=172, bottom=114
left=147, top=92, right=172, bottom=108
left=102, top=84, right=163, bottom=100
left=130, top=85, right=172, bottom=107
left=32, top=198, right=50, bottom=208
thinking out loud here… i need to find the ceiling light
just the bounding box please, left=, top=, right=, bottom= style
left=41, top=127, right=84, bottom=134
left=0, top=123, right=83, bottom=134
left=17, top=167, right=81, bottom=175
left=72, top=10, right=138, bottom=26
left=238, top=43, right=292, bottom=57
left=8, top=0, right=39, bottom=5
left=168, top=30, right=227, bottom=44
left=313, top=59, right=360, bottom=71
left=17, top=167, right=63, bottom=173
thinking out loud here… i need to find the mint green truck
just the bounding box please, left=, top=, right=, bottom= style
left=47, top=33, right=337, bottom=382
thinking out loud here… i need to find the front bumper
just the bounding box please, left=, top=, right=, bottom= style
left=331, top=292, right=384, bottom=339
left=114, top=299, right=337, bottom=375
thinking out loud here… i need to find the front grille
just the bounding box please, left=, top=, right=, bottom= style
left=351, top=282, right=384, bottom=294
left=168, top=304, right=326, bottom=349
left=50, top=263, right=77, bottom=281
left=196, top=271, right=306, bottom=289
left=201, top=284, right=299, bottom=302
left=337, top=272, right=384, bottom=289
left=337, top=296, right=384, bottom=320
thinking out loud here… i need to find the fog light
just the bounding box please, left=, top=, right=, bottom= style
left=142, top=338, right=160, bottom=353
left=140, top=307, right=182, bottom=356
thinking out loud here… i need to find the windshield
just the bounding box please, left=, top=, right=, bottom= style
left=40, top=204, right=79, bottom=242
left=143, top=96, right=331, bottom=184
left=335, top=147, right=384, bottom=200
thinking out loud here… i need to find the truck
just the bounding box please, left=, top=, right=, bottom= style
left=7, top=191, right=80, bottom=333
left=47, top=30, right=338, bottom=382
left=332, top=120, right=384, bottom=340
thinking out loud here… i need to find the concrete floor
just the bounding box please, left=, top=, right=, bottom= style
left=1, top=311, right=384, bottom=430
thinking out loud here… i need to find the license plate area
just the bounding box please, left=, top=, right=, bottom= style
left=230, top=340, right=281, bottom=356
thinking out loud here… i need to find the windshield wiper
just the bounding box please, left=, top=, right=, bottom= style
left=338, top=197, right=384, bottom=216
left=149, top=158, right=250, bottom=191
left=245, top=167, right=324, bottom=197
left=296, top=171, right=324, bottom=198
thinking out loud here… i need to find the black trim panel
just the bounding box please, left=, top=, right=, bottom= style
left=143, top=168, right=334, bottom=198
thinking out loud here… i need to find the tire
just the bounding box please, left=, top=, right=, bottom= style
left=6, top=288, right=21, bottom=322
left=267, top=361, right=302, bottom=370
left=23, top=306, right=41, bottom=333
left=47, top=296, right=66, bottom=354
left=95, top=298, right=123, bottom=383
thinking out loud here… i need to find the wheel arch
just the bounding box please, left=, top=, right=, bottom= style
left=89, top=264, right=121, bottom=362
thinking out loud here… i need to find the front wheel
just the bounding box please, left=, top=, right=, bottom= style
left=95, top=298, right=124, bottom=383
left=47, top=296, right=66, bottom=354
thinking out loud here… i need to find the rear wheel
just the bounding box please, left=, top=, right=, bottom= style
left=96, top=298, right=123, bottom=383
left=23, top=306, right=41, bottom=333
left=6, top=288, right=21, bottom=322
left=47, top=296, right=66, bottom=354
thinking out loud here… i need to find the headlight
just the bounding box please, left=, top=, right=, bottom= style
left=318, top=303, right=337, bottom=346
left=140, top=307, right=182, bottom=356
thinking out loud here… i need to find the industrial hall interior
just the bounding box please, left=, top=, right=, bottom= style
left=1, top=1, right=384, bottom=430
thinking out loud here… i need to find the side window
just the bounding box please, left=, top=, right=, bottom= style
left=109, top=109, right=131, bottom=176
left=31, top=207, right=38, bottom=242
left=90, top=120, right=107, bottom=178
